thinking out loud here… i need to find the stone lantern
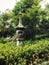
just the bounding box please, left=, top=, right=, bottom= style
left=16, top=12, right=25, bottom=46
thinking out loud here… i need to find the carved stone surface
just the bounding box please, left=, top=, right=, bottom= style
left=16, top=12, right=25, bottom=46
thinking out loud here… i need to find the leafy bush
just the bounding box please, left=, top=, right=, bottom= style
left=0, top=39, right=49, bottom=65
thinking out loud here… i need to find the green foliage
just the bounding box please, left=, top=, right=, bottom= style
left=0, top=0, right=49, bottom=65
left=0, top=39, right=49, bottom=65
left=0, top=0, right=49, bottom=39
left=13, top=0, right=47, bottom=39
left=0, top=11, right=16, bottom=37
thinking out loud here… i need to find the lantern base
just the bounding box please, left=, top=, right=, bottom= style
left=16, top=40, right=23, bottom=46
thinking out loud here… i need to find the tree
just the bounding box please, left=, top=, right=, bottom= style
left=0, top=11, right=16, bottom=37
left=13, top=0, right=43, bottom=39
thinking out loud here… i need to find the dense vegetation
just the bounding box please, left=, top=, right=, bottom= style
left=0, top=39, right=49, bottom=65
left=0, top=0, right=49, bottom=65
left=0, top=0, right=49, bottom=39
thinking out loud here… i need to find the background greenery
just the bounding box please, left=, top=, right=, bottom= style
left=0, top=0, right=49, bottom=39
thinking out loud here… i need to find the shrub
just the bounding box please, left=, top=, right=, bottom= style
left=0, top=40, right=49, bottom=65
